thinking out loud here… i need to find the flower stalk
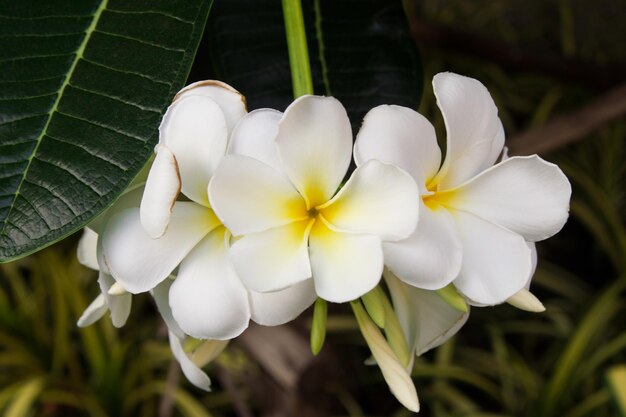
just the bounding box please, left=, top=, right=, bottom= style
left=282, top=0, right=314, bottom=97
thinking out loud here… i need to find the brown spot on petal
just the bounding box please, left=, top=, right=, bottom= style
left=173, top=80, right=247, bottom=110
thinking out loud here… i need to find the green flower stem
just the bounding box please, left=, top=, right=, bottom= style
left=282, top=0, right=314, bottom=98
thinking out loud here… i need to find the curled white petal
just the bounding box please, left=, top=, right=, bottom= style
left=77, top=227, right=99, bottom=271
left=151, top=278, right=184, bottom=339
left=140, top=144, right=181, bottom=238
left=174, top=80, right=246, bottom=134
left=77, top=294, right=108, bottom=328
left=385, top=270, right=469, bottom=356
left=159, top=95, right=227, bottom=205
left=353, top=301, right=420, bottom=412
left=98, top=272, right=132, bottom=328
left=507, top=288, right=545, bottom=312
left=433, top=72, right=504, bottom=189
left=168, top=331, right=211, bottom=392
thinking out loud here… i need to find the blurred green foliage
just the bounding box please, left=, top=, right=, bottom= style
left=1, top=0, right=625, bottom=416
left=0, top=250, right=239, bottom=417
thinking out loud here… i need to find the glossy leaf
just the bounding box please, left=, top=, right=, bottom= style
left=0, top=0, right=213, bottom=262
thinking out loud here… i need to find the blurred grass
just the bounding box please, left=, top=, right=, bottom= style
left=1, top=0, right=625, bottom=416
left=0, top=249, right=236, bottom=417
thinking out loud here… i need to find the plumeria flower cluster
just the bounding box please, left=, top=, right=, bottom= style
left=77, top=72, right=571, bottom=412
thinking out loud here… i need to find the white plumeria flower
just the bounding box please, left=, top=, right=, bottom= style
left=355, top=72, right=572, bottom=305
left=99, top=81, right=317, bottom=340
left=208, top=95, right=420, bottom=303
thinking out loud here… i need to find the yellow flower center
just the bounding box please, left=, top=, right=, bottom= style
left=421, top=187, right=459, bottom=211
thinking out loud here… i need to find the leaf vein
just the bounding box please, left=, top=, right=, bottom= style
left=94, top=29, right=186, bottom=53
left=33, top=156, right=108, bottom=196
left=0, top=0, right=109, bottom=237
left=45, top=133, right=127, bottom=170
left=0, top=113, right=48, bottom=127
left=105, top=9, right=193, bottom=24
left=23, top=178, right=80, bottom=217
left=0, top=53, right=75, bottom=65
left=67, top=83, right=161, bottom=112
left=80, top=57, right=170, bottom=85
left=0, top=91, right=58, bottom=101
left=55, top=110, right=146, bottom=143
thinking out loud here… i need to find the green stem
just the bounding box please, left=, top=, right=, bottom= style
left=282, top=0, right=314, bottom=97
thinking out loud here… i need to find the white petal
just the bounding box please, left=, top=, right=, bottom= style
left=385, top=270, right=468, bottom=356
left=140, top=145, right=181, bottom=238
left=249, top=279, right=317, bottom=326
left=447, top=155, right=571, bottom=242
left=77, top=227, right=99, bottom=270
left=383, top=203, right=461, bottom=290
left=98, top=272, right=132, bottom=328
left=432, top=72, right=504, bottom=189
left=229, top=220, right=313, bottom=293
left=209, top=155, right=307, bottom=235
left=309, top=220, right=383, bottom=303
left=151, top=278, right=184, bottom=339
left=107, top=282, right=126, bottom=296
left=528, top=242, right=538, bottom=287
left=170, top=228, right=251, bottom=340
left=507, top=289, right=545, bottom=312
left=352, top=301, right=420, bottom=412
left=154, top=278, right=222, bottom=388
left=354, top=104, right=441, bottom=187
left=453, top=211, right=532, bottom=305
left=77, top=294, right=108, bottom=327
left=192, top=340, right=229, bottom=367
left=168, top=331, right=211, bottom=391
left=227, top=109, right=283, bottom=171
left=101, top=203, right=219, bottom=294
left=88, top=185, right=145, bottom=235
left=319, top=160, right=419, bottom=241
left=276, top=95, right=352, bottom=207
left=174, top=80, right=247, bottom=134
left=159, top=95, right=227, bottom=205
left=472, top=240, right=537, bottom=308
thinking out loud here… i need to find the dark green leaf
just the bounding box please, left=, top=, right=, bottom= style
left=0, top=0, right=213, bottom=262
left=205, top=0, right=422, bottom=130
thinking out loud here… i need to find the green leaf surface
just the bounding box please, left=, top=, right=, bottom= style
left=0, top=0, right=212, bottom=262
left=205, top=0, right=422, bottom=130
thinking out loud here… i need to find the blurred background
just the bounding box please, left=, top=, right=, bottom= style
left=1, top=0, right=625, bottom=416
